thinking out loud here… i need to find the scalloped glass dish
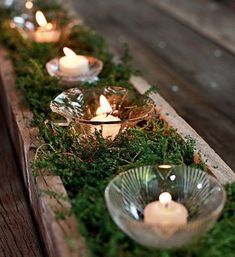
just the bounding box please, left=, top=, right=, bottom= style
left=105, top=165, right=226, bottom=248
left=50, top=86, right=155, bottom=140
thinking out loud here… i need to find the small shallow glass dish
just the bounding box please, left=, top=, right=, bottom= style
left=46, top=56, right=103, bottom=84
left=50, top=86, right=155, bottom=140
left=10, top=13, right=62, bottom=43
left=10, top=8, right=80, bottom=43
left=105, top=165, right=226, bottom=249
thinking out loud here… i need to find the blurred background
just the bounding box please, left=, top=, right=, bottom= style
left=71, top=0, right=235, bottom=170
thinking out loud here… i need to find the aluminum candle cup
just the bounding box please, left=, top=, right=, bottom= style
left=105, top=165, right=226, bottom=248
left=50, top=86, right=155, bottom=140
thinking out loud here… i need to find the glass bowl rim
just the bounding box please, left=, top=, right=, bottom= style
left=104, top=164, right=226, bottom=230
left=50, top=86, right=156, bottom=124
left=73, top=106, right=155, bottom=124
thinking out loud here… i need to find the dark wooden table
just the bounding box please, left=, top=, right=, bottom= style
left=0, top=100, right=44, bottom=256
left=71, top=0, right=235, bottom=171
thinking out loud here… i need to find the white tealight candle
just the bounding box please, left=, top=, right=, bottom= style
left=59, top=47, right=89, bottom=76
left=34, top=11, right=61, bottom=43
left=144, top=192, right=188, bottom=228
left=90, top=95, right=121, bottom=140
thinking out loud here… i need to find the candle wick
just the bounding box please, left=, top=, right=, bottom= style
left=165, top=203, right=169, bottom=208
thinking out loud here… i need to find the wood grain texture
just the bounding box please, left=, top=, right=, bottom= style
left=71, top=0, right=235, bottom=171
left=148, top=0, right=235, bottom=54
left=0, top=89, right=43, bottom=255
left=37, top=175, right=88, bottom=257
left=0, top=46, right=87, bottom=257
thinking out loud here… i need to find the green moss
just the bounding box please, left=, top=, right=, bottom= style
left=0, top=4, right=234, bottom=257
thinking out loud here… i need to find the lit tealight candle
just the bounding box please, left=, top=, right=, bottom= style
left=33, top=11, right=61, bottom=43
left=144, top=192, right=188, bottom=229
left=90, top=95, right=121, bottom=139
left=59, top=47, right=89, bottom=76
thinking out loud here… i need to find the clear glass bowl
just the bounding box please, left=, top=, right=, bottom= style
left=10, top=8, right=78, bottom=43
left=50, top=87, right=155, bottom=140
left=105, top=165, right=226, bottom=248
left=10, top=14, right=62, bottom=43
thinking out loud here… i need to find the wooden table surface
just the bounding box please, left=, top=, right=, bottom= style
left=0, top=106, right=45, bottom=256
left=71, top=0, right=235, bottom=171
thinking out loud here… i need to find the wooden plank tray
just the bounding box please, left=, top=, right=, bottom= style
left=0, top=44, right=234, bottom=257
left=0, top=46, right=87, bottom=257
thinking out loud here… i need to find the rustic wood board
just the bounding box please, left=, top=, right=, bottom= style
left=0, top=46, right=87, bottom=257
left=131, top=76, right=235, bottom=185
left=0, top=97, right=43, bottom=256
left=148, top=0, right=235, bottom=54
left=37, top=175, right=87, bottom=257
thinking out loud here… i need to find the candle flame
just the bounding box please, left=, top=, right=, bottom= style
left=159, top=192, right=172, bottom=206
left=63, top=47, right=77, bottom=58
left=96, top=95, right=113, bottom=115
left=36, top=11, right=48, bottom=27
left=100, top=95, right=112, bottom=112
